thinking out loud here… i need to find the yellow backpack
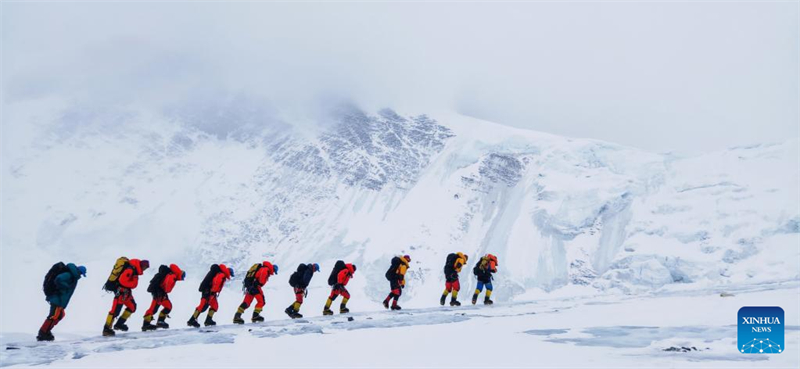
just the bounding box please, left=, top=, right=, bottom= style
left=103, top=257, right=130, bottom=292
left=242, top=263, right=262, bottom=291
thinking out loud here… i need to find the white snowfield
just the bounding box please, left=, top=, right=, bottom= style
left=1, top=282, right=797, bottom=367
left=1, top=104, right=798, bottom=366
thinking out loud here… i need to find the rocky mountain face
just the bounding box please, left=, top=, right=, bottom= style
left=2, top=102, right=797, bottom=304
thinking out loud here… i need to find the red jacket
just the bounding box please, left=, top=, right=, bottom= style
left=161, top=274, right=177, bottom=294
left=210, top=264, right=231, bottom=293
left=254, top=266, right=272, bottom=287
left=336, top=264, right=356, bottom=286
left=211, top=273, right=226, bottom=293
left=119, top=259, right=145, bottom=289
left=161, top=263, right=184, bottom=293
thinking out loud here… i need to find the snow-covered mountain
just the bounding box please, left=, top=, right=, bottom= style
left=1, top=101, right=798, bottom=334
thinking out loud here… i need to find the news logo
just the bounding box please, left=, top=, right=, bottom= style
left=738, top=306, right=784, bottom=354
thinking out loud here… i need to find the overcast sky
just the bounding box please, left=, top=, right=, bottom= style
left=2, top=1, right=798, bottom=153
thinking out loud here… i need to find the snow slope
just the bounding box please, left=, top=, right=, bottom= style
left=1, top=101, right=798, bottom=342
left=2, top=281, right=798, bottom=368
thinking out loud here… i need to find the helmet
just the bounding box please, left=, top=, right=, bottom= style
left=312, top=263, right=320, bottom=272
left=351, top=264, right=357, bottom=273
left=229, top=267, right=235, bottom=278
left=273, top=264, right=279, bottom=275
left=403, top=255, right=411, bottom=262
left=140, top=259, right=150, bottom=271
left=77, top=265, right=87, bottom=277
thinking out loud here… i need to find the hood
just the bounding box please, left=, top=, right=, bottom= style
left=345, top=264, right=356, bottom=274
left=170, top=264, right=184, bottom=280
left=262, top=261, right=275, bottom=275
left=219, top=264, right=231, bottom=279
left=66, top=263, right=82, bottom=280
left=129, top=259, right=143, bottom=275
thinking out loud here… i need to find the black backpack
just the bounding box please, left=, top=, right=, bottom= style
left=242, top=263, right=262, bottom=290
left=289, top=264, right=308, bottom=288
left=385, top=257, right=402, bottom=281
left=328, top=260, right=346, bottom=286
left=43, top=262, right=69, bottom=297
left=147, top=265, right=171, bottom=296
left=198, top=264, right=221, bottom=293
left=444, top=253, right=458, bottom=274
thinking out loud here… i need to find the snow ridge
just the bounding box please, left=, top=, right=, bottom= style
left=1, top=104, right=797, bottom=315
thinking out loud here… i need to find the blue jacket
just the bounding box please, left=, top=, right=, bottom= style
left=300, top=265, right=314, bottom=288
left=46, top=263, right=82, bottom=308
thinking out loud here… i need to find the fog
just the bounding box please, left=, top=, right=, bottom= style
left=2, top=1, right=798, bottom=153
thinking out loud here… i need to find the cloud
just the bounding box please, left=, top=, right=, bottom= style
left=2, top=1, right=797, bottom=153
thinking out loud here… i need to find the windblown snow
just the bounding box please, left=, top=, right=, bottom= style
left=1, top=101, right=798, bottom=367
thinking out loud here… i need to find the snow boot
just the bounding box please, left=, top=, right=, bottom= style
left=251, top=313, right=265, bottom=323
left=113, top=319, right=129, bottom=332
left=187, top=317, right=200, bottom=328
left=450, top=299, right=461, bottom=306
left=323, top=308, right=334, bottom=316
left=36, top=330, right=54, bottom=342
left=156, top=319, right=170, bottom=329
left=383, top=299, right=390, bottom=309
left=142, top=321, right=157, bottom=332
left=285, top=305, right=303, bottom=319
left=204, top=315, right=216, bottom=327
left=391, top=304, right=402, bottom=311
left=233, top=313, right=245, bottom=325
left=340, top=305, right=350, bottom=314
left=102, top=326, right=116, bottom=337
left=440, top=295, right=447, bottom=306
left=471, top=294, right=478, bottom=305
left=484, top=297, right=494, bottom=305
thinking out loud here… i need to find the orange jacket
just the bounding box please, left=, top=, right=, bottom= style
left=161, top=264, right=184, bottom=294
left=453, top=252, right=468, bottom=273
left=210, top=264, right=231, bottom=293
left=397, top=257, right=409, bottom=286
left=119, top=259, right=145, bottom=289
left=336, top=264, right=356, bottom=286
left=486, top=254, right=498, bottom=272
left=210, top=273, right=226, bottom=293
left=254, top=265, right=272, bottom=286
left=162, top=274, right=177, bottom=294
